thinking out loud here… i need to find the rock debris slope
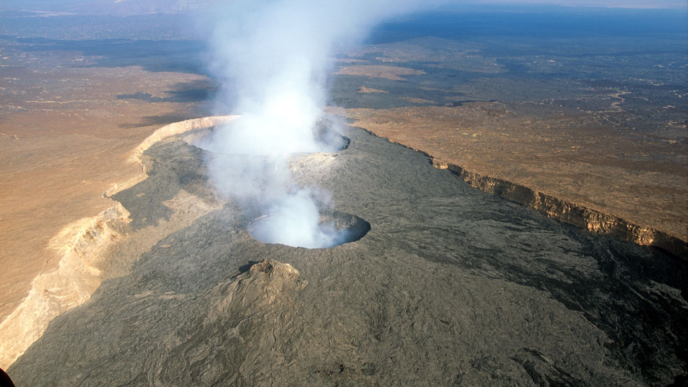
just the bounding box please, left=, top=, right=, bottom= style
left=9, top=125, right=688, bottom=386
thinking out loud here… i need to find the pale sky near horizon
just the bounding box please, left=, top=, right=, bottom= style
left=3, top=0, right=687, bottom=10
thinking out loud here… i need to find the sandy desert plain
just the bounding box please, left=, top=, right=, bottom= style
left=1, top=6, right=687, bottom=386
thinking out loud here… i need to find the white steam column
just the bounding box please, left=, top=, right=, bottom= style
left=203, top=0, right=442, bottom=247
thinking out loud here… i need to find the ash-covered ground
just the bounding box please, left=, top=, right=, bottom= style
left=9, top=125, right=688, bottom=386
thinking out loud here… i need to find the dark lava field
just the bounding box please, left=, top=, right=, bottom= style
left=9, top=125, right=688, bottom=386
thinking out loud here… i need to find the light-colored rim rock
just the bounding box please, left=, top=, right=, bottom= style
left=0, top=116, right=235, bottom=369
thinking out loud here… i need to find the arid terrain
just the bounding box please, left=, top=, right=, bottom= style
left=0, top=36, right=212, bottom=322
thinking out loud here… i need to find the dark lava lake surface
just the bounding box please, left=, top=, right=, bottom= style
left=9, top=126, right=688, bottom=386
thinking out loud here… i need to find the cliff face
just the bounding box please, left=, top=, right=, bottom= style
left=0, top=204, right=129, bottom=369
left=434, top=161, right=687, bottom=259
left=0, top=51, right=213, bottom=325
left=345, top=104, right=687, bottom=258
left=0, top=116, right=235, bottom=369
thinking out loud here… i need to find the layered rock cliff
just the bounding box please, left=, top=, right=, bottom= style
left=0, top=116, right=236, bottom=369
left=433, top=160, right=687, bottom=259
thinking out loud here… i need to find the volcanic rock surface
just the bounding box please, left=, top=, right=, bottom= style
left=8, top=123, right=688, bottom=386
left=331, top=35, right=687, bottom=250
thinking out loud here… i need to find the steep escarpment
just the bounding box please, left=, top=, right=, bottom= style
left=0, top=58, right=214, bottom=324
left=0, top=116, right=234, bottom=369
left=434, top=160, right=687, bottom=259
left=345, top=105, right=687, bottom=259
left=0, top=204, right=130, bottom=369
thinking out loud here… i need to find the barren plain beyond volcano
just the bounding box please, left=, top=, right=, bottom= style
left=0, top=6, right=687, bottom=386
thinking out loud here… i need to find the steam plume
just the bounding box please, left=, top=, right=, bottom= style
left=203, top=0, right=442, bottom=247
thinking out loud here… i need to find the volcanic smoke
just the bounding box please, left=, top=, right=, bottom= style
left=204, top=0, right=441, bottom=248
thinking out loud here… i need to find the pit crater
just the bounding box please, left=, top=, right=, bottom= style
left=184, top=121, right=350, bottom=155
left=249, top=211, right=370, bottom=249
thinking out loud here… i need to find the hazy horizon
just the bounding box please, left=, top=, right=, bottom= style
left=1, top=0, right=686, bottom=14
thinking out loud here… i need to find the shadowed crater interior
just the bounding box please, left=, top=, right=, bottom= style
left=249, top=211, right=370, bottom=248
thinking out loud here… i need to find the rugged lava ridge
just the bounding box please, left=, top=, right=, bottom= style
left=8, top=120, right=688, bottom=386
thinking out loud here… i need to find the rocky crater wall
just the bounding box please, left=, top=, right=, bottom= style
left=433, top=160, right=687, bottom=259
left=0, top=116, right=236, bottom=369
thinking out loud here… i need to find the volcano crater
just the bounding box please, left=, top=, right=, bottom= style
left=248, top=211, right=370, bottom=249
